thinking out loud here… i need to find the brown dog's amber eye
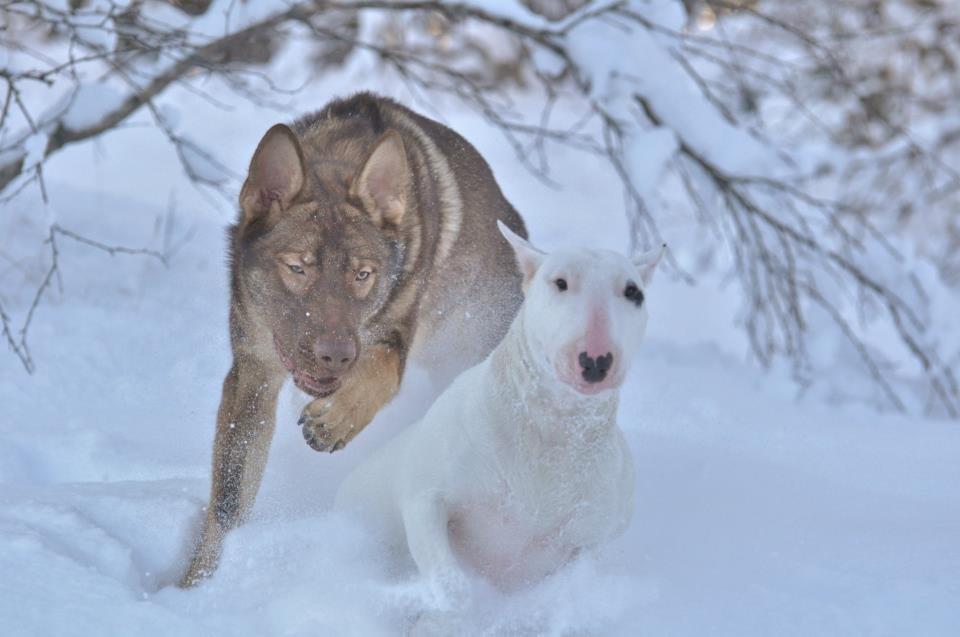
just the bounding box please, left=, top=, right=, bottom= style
left=555, top=278, right=568, bottom=292
left=288, top=264, right=305, bottom=275
left=356, top=269, right=371, bottom=282
left=624, top=281, right=643, bottom=306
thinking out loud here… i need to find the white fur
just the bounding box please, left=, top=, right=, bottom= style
left=336, top=226, right=663, bottom=605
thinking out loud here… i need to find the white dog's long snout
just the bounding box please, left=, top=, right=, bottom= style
left=554, top=302, right=625, bottom=394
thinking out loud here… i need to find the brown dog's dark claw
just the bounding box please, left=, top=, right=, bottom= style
left=331, top=440, right=345, bottom=453
left=302, top=426, right=327, bottom=452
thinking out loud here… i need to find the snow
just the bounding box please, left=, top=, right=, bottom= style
left=177, top=139, right=234, bottom=187
left=137, top=0, right=294, bottom=43
left=62, top=83, right=126, bottom=132
left=566, top=13, right=783, bottom=177
left=625, top=126, right=678, bottom=200
left=21, top=132, right=48, bottom=170
left=2, top=15, right=959, bottom=637
left=72, top=3, right=118, bottom=53
left=34, top=0, right=118, bottom=52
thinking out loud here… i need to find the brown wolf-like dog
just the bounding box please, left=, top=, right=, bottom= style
left=180, top=93, right=526, bottom=586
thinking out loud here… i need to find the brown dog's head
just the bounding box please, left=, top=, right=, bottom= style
left=235, top=124, right=410, bottom=398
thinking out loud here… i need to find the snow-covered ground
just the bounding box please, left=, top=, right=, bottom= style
left=2, top=56, right=959, bottom=636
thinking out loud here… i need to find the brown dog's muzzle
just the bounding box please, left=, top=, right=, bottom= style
left=274, top=333, right=349, bottom=398
left=313, top=334, right=357, bottom=375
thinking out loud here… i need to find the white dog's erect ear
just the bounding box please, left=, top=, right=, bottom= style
left=633, top=243, right=666, bottom=286
left=497, top=220, right=545, bottom=287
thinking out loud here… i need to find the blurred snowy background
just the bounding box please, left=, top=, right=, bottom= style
left=1, top=1, right=958, bottom=635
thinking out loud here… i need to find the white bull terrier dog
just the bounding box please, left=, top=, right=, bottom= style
left=336, top=222, right=664, bottom=608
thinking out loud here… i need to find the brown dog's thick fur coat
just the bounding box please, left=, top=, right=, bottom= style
left=181, top=93, right=526, bottom=586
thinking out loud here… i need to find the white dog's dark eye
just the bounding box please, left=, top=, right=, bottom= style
left=555, top=278, right=568, bottom=292
left=288, top=264, right=305, bottom=275
left=624, top=281, right=643, bottom=306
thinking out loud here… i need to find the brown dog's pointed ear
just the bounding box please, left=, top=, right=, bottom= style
left=239, top=124, right=305, bottom=221
left=350, top=130, right=410, bottom=227
left=498, top=220, right=545, bottom=289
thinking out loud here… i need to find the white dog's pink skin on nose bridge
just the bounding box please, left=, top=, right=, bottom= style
left=582, top=302, right=614, bottom=359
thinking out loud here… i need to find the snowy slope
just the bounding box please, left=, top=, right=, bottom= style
left=2, top=58, right=959, bottom=636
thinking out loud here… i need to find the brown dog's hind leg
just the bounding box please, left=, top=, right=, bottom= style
left=299, top=343, right=403, bottom=452
left=180, top=359, right=283, bottom=587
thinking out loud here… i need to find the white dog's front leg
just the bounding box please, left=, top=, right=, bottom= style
left=403, top=495, right=469, bottom=609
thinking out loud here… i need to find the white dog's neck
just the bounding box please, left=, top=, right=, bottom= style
left=485, top=311, right=619, bottom=447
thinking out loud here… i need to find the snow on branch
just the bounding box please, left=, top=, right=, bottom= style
left=0, top=0, right=302, bottom=197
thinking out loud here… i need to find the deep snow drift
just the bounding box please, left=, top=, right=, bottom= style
left=2, top=65, right=959, bottom=636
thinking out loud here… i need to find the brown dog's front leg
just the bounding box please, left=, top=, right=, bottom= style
left=180, top=358, right=283, bottom=587
left=299, top=343, right=403, bottom=452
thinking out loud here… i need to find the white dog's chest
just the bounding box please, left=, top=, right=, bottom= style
left=447, top=460, right=623, bottom=589
left=448, top=500, right=574, bottom=589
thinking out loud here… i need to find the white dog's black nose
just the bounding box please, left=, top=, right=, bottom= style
left=579, top=352, right=613, bottom=383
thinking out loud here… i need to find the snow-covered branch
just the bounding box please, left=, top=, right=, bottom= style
left=2, top=0, right=958, bottom=417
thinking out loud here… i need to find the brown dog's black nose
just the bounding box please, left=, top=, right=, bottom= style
left=579, top=351, right=613, bottom=383
left=314, top=336, right=357, bottom=374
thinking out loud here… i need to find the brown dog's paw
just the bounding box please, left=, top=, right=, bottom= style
left=298, top=398, right=360, bottom=453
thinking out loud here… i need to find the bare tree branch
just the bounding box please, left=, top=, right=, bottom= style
left=1, top=224, right=166, bottom=373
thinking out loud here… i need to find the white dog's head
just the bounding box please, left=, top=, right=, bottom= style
left=499, top=222, right=663, bottom=396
